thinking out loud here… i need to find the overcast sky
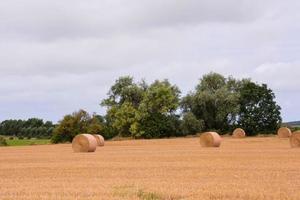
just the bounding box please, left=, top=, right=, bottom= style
left=0, top=0, right=299, bottom=122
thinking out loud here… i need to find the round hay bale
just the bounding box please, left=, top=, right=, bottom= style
left=277, top=127, right=292, bottom=138
left=232, top=128, right=246, bottom=138
left=93, top=134, right=105, bottom=146
left=199, top=132, right=222, bottom=147
left=290, top=131, right=300, bottom=148
left=72, top=134, right=97, bottom=152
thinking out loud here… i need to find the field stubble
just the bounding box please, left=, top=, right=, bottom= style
left=0, top=137, right=300, bottom=200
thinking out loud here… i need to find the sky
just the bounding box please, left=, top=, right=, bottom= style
left=0, top=0, right=299, bottom=122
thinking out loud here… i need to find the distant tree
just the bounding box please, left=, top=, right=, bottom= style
left=132, top=113, right=181, bottom=139
left=180, top=112, right=205, bottom=135
left=237, top=81, right=282, bottom=135
left=51, top=110, right=103, bottom=143
left=44, top=121, right=54, bottom=128
left=28, top=118, right=43, bottom=127
left=139, top=80, right=180, bottom=114
left=108, top=102, right=138, bottom=137
left=87, top=115, right=103, bottom=135
left=51, top=110, right=90, bottom=143
left=101, top=77, right=181, bottom=138
left=181, top=72, right=240, bottom=133
left=131, top=80, right=181, bottom=138
left=0, top=118, right=54, bottom=139
left=101, top=76, right=146, bottom=108
left=101, top=76, right=147, bottom=138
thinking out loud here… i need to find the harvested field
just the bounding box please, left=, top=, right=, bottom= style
left=0, top=137, right=300, bottom=200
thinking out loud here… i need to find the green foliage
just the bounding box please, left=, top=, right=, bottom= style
left=181, top=73, right=281, bottom=135
left=87, top=116, right=103, bottom=135
left=101, top=76, right=146, bottom=108
left=139, top=80, right=180, bottom=114
left=132, top=80, right=181, bottom=138
left=0, top=136, right=8, bottom=146
left=132, top=113, right=181, bottom=139
left=101, top=77, right=181, bottom=139
left=1, top=73, right=283, bottom=141
left=180, top=112, right=205, bottom=135
left=51, top=110, right=104, bottom=143
left=109, top=102, right=138, bottom=137
left=181, top=72, right=240, bottom=133
left=0, top=118, right=54, bottom=139
left=238, top=82, right=282, bottom=135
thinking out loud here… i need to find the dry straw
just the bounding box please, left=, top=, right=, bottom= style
left=93, top=134, right=105, bottom=146
left=200, top=132, right=222, bottom=147
left=290, top=131, right=300, bottom=148
left=232, top=128, right=246, bottom=138
left=277, top=127, right=292, bottom=138
left=72, top=134, right=97, bottom=152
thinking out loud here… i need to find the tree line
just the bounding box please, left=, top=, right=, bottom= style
left=52, top=72, right=282, bottom=143
left=0, top=118, right=54, bottom=139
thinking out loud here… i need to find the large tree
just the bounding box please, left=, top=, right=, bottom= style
left=181, top=72, right=240, bottom=132
left=101, top=76, right=146, bottom=137
left=237, top=81, right=282, bottom=135
left=132, top=80, right=181, bottom=138
left=101, top=77, right=181, bottom=138
left=108, top=102, right=138, bottom=137
left=101, top=76, right=146, bottom=108
left=180, top=112, right=205, bottom=135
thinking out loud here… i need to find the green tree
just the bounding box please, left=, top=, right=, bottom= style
left=132, top=80, right=181, bottom=138
left=237, top=81, right=282, bottom=135
left=0, top=118, right=54, bottom=139
left=101, top=76, right=146, bottom=108
left=108, top=102, right=138, bottom=137
left=181, top=72, right=240, bottom=133
left=87, top=115, right=103, bottom=135
left=180, top=112, right=205, bottom=135
left=101, top=76, right=146, bottom=137
left=101, top=78, right=181, bottom=138
left=51, top=109, right=93, bottom=143
left=139, top=80, right=180, bottom=114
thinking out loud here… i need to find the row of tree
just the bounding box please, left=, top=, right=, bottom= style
left=0, top=118, right=54, bottom=139
left=52, top=72, right=282, bottom=143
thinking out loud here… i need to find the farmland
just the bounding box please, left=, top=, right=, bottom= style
left=0, top=137, right=300, bottom=200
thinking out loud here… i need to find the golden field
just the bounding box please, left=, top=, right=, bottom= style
left=0, top=137, right=300, bottom=200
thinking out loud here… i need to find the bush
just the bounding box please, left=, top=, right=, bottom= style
left=180, top=112, right=205, bottom=136
left=18, top=136, right=24, bottom=140
left=51, top=132, right=73, bottom=144
left=101, top=125, right=118, bottom=140
left=9, top=136, right=14, bottom=140
left=132, top=114, right=181, bottom=139
left=0, top=136, right=8, bottom=146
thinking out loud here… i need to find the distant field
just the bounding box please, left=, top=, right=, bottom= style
left=0, top=137, right=300, bottom=200
left=5, top=138, right=50, bottom=146
left=284, top=121, right=300, bottom=128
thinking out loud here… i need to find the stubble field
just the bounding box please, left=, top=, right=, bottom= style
left=0, top=137, right=300, bottom=200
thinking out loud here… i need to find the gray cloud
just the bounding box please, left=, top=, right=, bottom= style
left=0, top=0, right=299, bottom=122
